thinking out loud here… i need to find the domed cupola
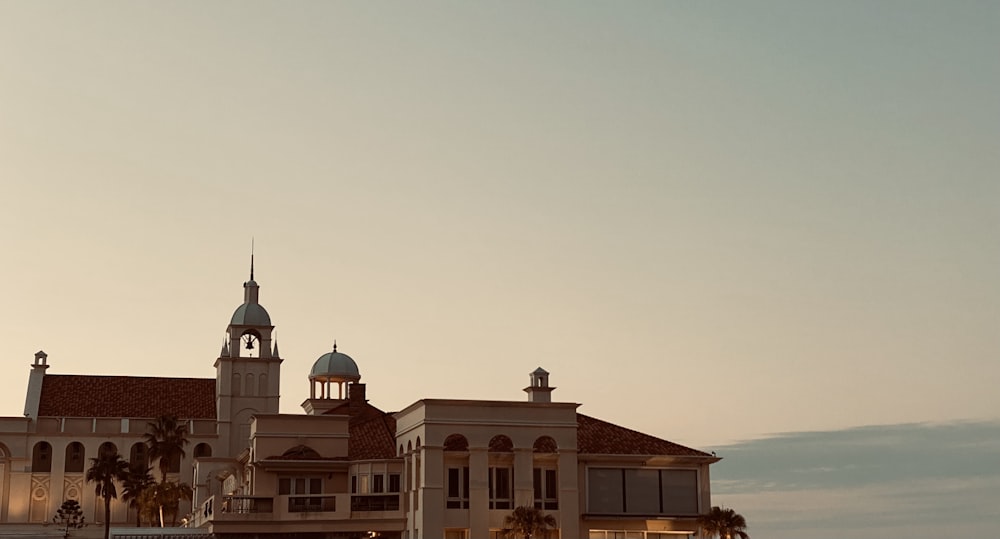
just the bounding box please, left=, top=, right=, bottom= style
left=309, top=342, right=360, bottom=398
left=230, top=280, right=272, bottom=326
left=223, top=256, right=276, bottom=359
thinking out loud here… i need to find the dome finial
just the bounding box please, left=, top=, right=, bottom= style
left=333, top=340, right=337, bottom=353
left=250, top=237, right=255, bottom=281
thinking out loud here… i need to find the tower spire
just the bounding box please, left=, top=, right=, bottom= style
left=250, top=238, right=255, bottom=281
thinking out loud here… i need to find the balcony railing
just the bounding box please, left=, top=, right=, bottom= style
left=288, top=495, right=337, bottom=513
left=222, top=495, right=274, bottom=514
left=351, top=494, right=400, bottom=512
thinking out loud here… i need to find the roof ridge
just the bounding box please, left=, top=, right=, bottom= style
left=46, top=375, right=214, bottom=381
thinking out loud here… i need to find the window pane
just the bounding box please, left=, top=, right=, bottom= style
left=310, top=478, right=322, bottom=494
left=533, top=468, right=542, bottom=499
left=389, top=473, right=401, bottom=493
left=587, top=468, right=623, bottom=514
left=624, top=469, right=660, bottom=514
left=374, top=475, right=385, bottom=493
left=545, top=469, right=557, bottom=499
left=448, top=468, right=460, bottom=498
left=661, top=469, right=698, bottom=514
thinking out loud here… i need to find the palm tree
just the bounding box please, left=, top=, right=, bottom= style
left=121, top=463, right=156, bottom=527
left=502, top=505, right=558, bottom=539
left=85, top=450, right=129, bottom=539
left=140, top=481, right=193, bottom=527
left=698, top=506, right=750, bottom=539
left=143, top=415, right=190, bottom=483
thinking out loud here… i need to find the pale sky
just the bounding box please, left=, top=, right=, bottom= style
left=1, top=0, right=997, bottom=467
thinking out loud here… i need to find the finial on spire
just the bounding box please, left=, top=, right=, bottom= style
left=250, top=238, right=255, bottom=281
left=333, top=340, right=338, bottom=353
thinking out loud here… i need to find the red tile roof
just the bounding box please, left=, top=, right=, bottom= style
left=38, top=375, right=217, bottom=419
left=323, top=401, right=399, bottom=460
left=576, top=414, right=711, bottom=457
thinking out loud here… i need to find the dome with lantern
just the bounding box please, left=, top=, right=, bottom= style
left=309, top=342, right=360, bottom=400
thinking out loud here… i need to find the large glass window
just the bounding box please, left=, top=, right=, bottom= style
left=446, top=467, right=469, bottom=509
left=661, top=470, right=698, bottom=514
left=489, top=467, right=512, bottom=509
left=533, top=468, right=558, bottom=510
left=587, top=468, right=699, bottom=516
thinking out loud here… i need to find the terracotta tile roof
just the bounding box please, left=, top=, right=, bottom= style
left=577, top=413, right=711, bottom=457
left=350, top=413, right=398, bottom=460
left=323, top=401, right=399, bottom=460
left=38, top=375, right=217, bottom=419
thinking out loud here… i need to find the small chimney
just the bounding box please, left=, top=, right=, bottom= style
left=348, top=383, right=367, bottom=414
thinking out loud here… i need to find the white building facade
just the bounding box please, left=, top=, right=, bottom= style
left=0, top=272, right=718, bottom=539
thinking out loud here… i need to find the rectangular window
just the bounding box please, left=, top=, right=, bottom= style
left=587, top=468, right=699, bottom=516
left=489, top=467, right=512, bottom=509
left=373, top=474, right=385, bottom=493
left=588, top=468, right=624, bottom=514
left=533, top=468, right=559, bottom=510
left=446, top=467, right=470, bottom=509
left=624, top=469, right=659, bottom=514
left=661, top=469, right=698, bottom=514
left=389, top=473, right=401, bottom=493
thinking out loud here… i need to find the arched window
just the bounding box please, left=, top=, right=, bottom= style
left=194, top=443, right=212, bottom=459
left=99, top=442, right=118, bottom=458
left=65, top=442, right=85, bottom=473
left=281, top=445, right=320, bottom=459
left=130, top=443, right=148, bottom=468
left=533, top=436, right=558, bottom=453
left=232, top=373, right=242, bottom=397
left=245, top=373, right=255, bottom=397
left=488, top=435, right=514, bottom=453
left=258, top=374, right=268, bottom=396
left=443, top=434, right=469, bottom=452
left=32, top=442, right=52, bottom=473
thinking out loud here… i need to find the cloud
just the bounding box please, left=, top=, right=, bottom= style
left=708, top=421, right=1000, bottom=539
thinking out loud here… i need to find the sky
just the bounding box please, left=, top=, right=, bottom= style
left=0, top=2, right=997, bottom=537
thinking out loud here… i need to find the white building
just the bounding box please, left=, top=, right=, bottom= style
left=0, top=271, right=719, bottom=538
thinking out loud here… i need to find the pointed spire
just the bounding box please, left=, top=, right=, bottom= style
left=250, top=237, right=255, bottom=281
left=333, top=340, right=338, bottom=353
left=272, top=339, right=279, bottom=357
left=221, top=338, right=230, bottom=357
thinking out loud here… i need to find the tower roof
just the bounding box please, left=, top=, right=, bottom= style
left=310, top=344, right=361, bottom=381
left=230, top=302, right=272, bottom=326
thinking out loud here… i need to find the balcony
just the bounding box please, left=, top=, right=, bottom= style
left=224, top=495, right=275, bottom=514
left=190, top=492, right=403, bottom=530
left=288, top=495, right=337, bottom=513
left=350, top=494, right=400, bottom=512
